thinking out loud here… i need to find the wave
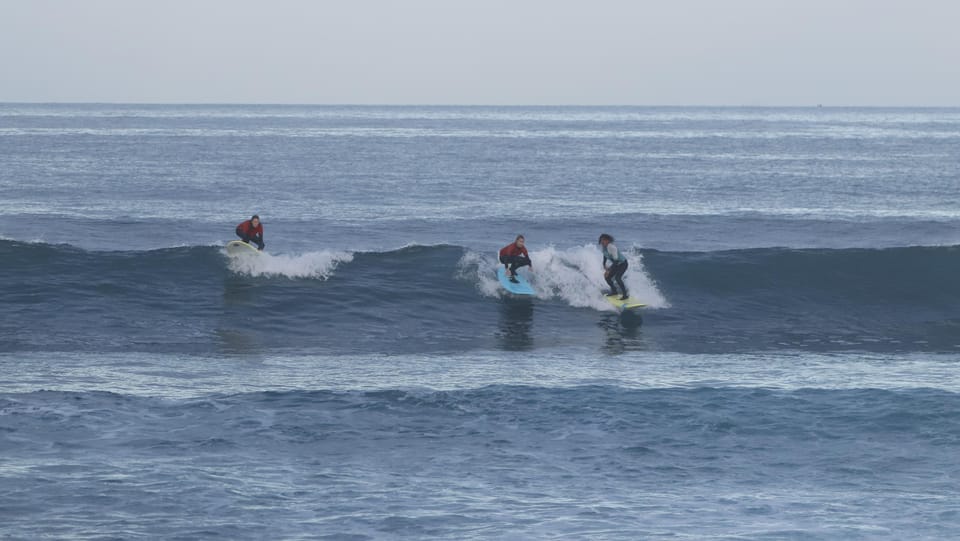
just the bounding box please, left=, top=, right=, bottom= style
left=0, top=239, right=352, bottom=280
left=458, top=244, right=669, bottom=310
left=2, top=239, right=667, bottom=310
left=2, top=239, right=958, bottom=354
left=644, top=245, right=960, bottom=307
left=6, top=239, right=955, bottom=308
left=225, top=247, right=353, bottom=279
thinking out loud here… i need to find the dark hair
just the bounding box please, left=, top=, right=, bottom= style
left=598, top=233, right=614, bottom=243
left=251, top=215, right=260, bottom=221
left=515, top=234, right=525, bottom=242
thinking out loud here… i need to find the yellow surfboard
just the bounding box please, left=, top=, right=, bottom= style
left=604, top=294, right=645, bottom=310
left=225, top=240, right=261, bottom=256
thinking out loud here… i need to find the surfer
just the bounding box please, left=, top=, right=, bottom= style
left=499, top=235, right=532, bottom=283
left=599, top=233, right=628, bottom=300
left=235, top=215, right=265, bottom=251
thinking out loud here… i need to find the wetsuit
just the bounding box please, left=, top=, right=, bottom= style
left=499, top=243, right=531, bottom=277
left=602, top=243, right=628, bottom=297
left=235, top=220, right=264, bottom=250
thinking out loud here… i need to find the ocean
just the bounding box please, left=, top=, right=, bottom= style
left=1, top=104, right=959, bottom=539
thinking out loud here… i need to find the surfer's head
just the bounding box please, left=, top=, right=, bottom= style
left=251, top=215, right=260, bottom=227
left=598, top=233, right=613, bottom=246
left=515, top=234, right=525, bottom=248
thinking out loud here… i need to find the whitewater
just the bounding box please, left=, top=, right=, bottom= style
left=1, top=104, right=959, bottom=540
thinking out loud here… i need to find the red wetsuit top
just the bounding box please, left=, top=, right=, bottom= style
left=236, top=220, right=263, bottom=239
left=499, top=243, right=529, bottom=259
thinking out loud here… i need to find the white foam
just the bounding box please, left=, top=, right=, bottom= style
left=225, top=249, right=353, bottom=279
left=457, top=250, right=503, bottom=298
left=459, top=244, right=669, bottom=310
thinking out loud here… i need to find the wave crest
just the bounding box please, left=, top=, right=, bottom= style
left=225, top=249, right=353, bottom=279
left=458, top=244, right=669, bottom=310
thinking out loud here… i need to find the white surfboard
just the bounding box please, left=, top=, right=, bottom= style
left=225, top=240, right=261, bottom=256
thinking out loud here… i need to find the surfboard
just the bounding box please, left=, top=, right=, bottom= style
left=604, top=294, right=645, bottom=310
left=497, top=267, right=535, bottom=295
left=225, top=240, right=261, bottom=256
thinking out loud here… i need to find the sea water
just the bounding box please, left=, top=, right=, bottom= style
left=1, top=104, right=959, bottom=539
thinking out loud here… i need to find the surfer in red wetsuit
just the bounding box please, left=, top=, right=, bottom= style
left=499, top=235, right=532, bottom=283
left=235, top=215, right=265, bottom=251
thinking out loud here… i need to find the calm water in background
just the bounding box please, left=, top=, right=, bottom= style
left=1, top=104, right=959, bottom=539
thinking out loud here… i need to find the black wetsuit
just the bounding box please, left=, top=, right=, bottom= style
left=603, top=243, right=628, bottom=297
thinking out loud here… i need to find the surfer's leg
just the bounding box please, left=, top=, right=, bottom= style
left=616, top=277, right=627, bottom=298
left=604, top=271, right=618, bottom=295
left=499, top=255, right=514, bottom=276
left=511, top=256, right=530, bottom=273
left=501, top=256, right=527, bottom=275
left=614, top=262, right=628, bottom=298
left=500, top=255, right=518, bottom=281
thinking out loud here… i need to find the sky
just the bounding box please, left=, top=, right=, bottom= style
left=1, top=0, right=958, bottom=106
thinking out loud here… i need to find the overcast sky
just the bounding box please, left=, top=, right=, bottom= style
left=1, top=0, right=957, bottom=105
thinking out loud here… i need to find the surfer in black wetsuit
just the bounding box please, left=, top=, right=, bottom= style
left=235, top=215, right=265, bottom=251
left=599, top=233, right=628, bottom=300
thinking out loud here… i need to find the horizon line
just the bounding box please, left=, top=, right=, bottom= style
left=2, top=101, right=959, bottom=109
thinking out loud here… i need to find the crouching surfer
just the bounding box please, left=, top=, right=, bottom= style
left=235, top=215, right=265, bottom=251
left=499, top=235, right=532, bottom=283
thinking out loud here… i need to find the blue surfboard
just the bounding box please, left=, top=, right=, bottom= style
left=497, top=267, right=535, bottom=296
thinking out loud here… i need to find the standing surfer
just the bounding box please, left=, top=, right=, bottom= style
left=235, top=215, right=265, bottom=251
left=599, top=233, right=628, bottom=300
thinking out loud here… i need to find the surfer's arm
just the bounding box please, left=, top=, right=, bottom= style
left=607, top=244, right=619, bottom=261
